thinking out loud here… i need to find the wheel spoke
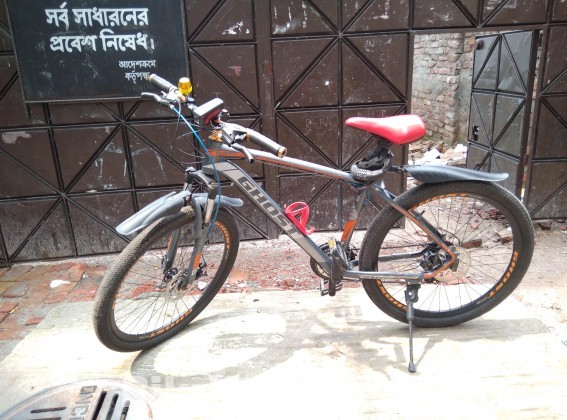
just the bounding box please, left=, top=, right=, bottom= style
left=110, top=217, right=231, bottom=338
left=371, top=187, right=519, bottom=316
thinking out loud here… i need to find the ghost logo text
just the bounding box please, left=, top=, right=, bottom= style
left=237, top=176, right=304, bottom=241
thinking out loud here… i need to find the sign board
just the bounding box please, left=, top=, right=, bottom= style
left=6, top=0, right=187, bottom=102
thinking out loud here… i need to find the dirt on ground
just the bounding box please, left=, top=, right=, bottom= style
left=226, top=221, right=567, bottom=345
left=512, top=223, right=567, bottom=343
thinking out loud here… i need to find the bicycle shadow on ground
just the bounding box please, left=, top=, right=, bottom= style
left=130, top=303, right=549, bottom=389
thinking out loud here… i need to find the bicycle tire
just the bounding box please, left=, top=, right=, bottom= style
left=359, top=181, right=534, bottom=327
left=93, top=207, right=239, bottom=351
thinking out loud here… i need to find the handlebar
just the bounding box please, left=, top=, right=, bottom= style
left=245, top=129, right=287, bottom=158
left=143, top=73, right=287, bottom=159
left=148, top=74, right=176, bottom=92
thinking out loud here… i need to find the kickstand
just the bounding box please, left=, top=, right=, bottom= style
left=405, top=280, right=421, bottom=373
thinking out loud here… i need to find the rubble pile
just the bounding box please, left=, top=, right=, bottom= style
left=408, top=140, right=467, bottom=167
left=407, top=140, right=468, bottom=189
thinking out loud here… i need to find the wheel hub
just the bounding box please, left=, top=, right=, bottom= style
left=420, top=233, right=474, bottom=284
left=434, top=246, right=472, bottom=284
left=161, top=268, right=189, bottom=302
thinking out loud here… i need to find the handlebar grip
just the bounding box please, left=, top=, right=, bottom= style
left=246, top=130, right=287, bottom=158
left=148, top=74, right=176, bottom=92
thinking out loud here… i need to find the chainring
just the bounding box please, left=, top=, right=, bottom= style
left=309, top=243, right=358, bottom=279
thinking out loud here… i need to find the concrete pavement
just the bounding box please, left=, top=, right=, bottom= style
left=0, top=227, right=566, bottom=418
left=0, top=288, right=566, bottom=418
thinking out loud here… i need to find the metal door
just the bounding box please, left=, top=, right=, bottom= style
left=270, top=0, right=410, bottom=233
left=524, top=25, right=567, bottom=219
left=467, top=30, right=538, bottom=196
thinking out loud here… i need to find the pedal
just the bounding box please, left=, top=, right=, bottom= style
left=320, top=278, right=329, bottom=296
left=320, top=278, right=341, bottom=296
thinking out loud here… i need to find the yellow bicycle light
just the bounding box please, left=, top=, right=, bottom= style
left=178, top=77, right=192, bottom=95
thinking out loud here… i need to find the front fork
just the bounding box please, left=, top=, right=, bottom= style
left=164, top=194, right=216, bottom=279
left=187, top=195, right=217, bottom=281
left=162, top=168, right=219, bottom=286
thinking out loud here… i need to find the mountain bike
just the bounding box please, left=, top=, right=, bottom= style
left=93, top=74, right=534, bottom=372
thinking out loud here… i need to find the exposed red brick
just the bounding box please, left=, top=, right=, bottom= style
left=3, top=282, right=29, bottom=298
left=0, top=265, right=34, bottom=283
left=45, top=262, right=76, bottom=273
left=228, top=269, right=250, bottom=284
left=0, top=314, right=23, bottom=330
left=67, top=276, right=102, bottom=303
left=0, top=282, right=15, bottom=295
left=68, top=293, right=96, bottom=303
left=18, top=265, right=53, bottom=282
left=83, top=265, right=108, bottom=279
left=48, top=263, right=88, bottom=283
left=0, top=328, right=27, bottom=340
left=24, top=316, right=43, bottom=326
left=19, top=292, right=49, bottom=308
left=26, top=280, right=53, bottom=299
left=43, top=292, right=68, bottom=305
left=0, top=301, right=18, bottom=313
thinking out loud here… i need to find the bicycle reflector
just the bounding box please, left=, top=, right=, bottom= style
left=284, top=202, right=315, bottom=235
left=178, top=77, right=192, bottom=95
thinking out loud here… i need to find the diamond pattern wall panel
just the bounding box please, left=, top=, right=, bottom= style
left=467, top=31, right=536, bottom=197
left=525, top=24, right=567, bottom=218
left=271, top=1, right=409, bottom=231
left=186, top=0, right=267, bottom=239
left=414, top=0, right=475, bottom=28
left=482, top=0, right=548, bottom=26
left=0, top=0, right=565, bottom=265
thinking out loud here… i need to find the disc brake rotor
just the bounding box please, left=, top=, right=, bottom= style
left=434, top=246, right=472, bottom=285
left=162, top=269, right=189, bottom=302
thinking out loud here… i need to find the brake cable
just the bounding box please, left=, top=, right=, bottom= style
left=171, top=105, right=221, bottom=236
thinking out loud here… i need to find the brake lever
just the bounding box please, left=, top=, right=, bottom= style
left=141, top=92, right=171, bottom=106
left=232, top=143, right=254, bottom=163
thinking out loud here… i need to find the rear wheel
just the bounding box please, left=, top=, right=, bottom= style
left=360, top=181, right=534, bottom=327
left=93, top=207, right=239, bottom=351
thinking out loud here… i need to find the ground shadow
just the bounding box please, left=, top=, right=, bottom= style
left=130, top=304, right=548, bottom=389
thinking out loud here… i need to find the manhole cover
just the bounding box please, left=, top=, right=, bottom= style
left=1, top=379, right=155, bottom=419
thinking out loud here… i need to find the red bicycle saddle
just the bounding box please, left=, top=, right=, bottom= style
left=345, top=115, right=426, bottom=145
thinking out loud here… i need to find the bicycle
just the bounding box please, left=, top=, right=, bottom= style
left=93, top=74, right=535, bottom=372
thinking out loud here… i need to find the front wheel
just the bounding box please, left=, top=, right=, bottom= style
left=360, top=181, right=534, bottom=328
left=93, top=207, right=239, bottom=351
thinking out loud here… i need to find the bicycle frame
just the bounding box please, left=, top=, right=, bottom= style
left=97, top=76, right=532, bottom=373
left=204, top=143, right=435, bottom=282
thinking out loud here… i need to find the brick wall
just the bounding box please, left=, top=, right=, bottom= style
left=411, top=33, right=475, bottom=146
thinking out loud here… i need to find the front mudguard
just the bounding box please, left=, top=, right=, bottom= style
left=116, top=191, right=243, bottom=235
left=404, top=165, right=508, bottom=183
